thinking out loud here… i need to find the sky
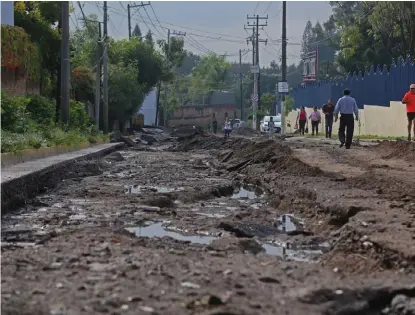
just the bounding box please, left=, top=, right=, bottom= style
left=71, top=1, right=333, bottom=67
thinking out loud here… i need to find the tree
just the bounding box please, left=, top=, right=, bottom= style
left=260, top=93, right=275, bottom=114
left=108, top=61, right=144, bottom=130
left=189, top=54, right=231, bottom=94
left=301, top=21, right=313, bottom=59
left=144, top=30, right=153, bottom=46
left=14, top=1, right=61, bottom=95
left=132, top=24, right=142, bottom=39
left=157, top=36, right=185, bottom=69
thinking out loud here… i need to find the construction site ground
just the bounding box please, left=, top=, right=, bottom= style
left=2, top=129, right=415, bottom=315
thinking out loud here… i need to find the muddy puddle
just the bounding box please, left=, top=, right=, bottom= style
left=124, top=185, right=185, bottom=194
left=125, top=221, right=217, bottom=244
left=274, top=214, right=305, bottom=233
left=262, top=242, right=329, bottom=262
left=125, top=220, right=328, bottom=262
left=231, top=185, right=264, bottom=200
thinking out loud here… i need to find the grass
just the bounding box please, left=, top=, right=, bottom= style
left=1, top=128, right=109, bottom=153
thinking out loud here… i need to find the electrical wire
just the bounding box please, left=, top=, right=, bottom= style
left=149, top=2, right=165, bottom=35
left=139, top=2, right=166, bottom=37
left=107, top=5, right=247, bottom=40
left=253, top=2, right=260, bottom=15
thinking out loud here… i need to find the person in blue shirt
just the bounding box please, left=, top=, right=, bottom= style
left=334, top=88, right=359, bottom=149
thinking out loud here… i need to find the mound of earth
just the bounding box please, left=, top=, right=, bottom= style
left=232, top=127, right=261, bottom=136
left=374, top=140, right=415, bottom=162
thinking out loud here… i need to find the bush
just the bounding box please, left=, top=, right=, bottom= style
left=26, top=94, right=55, bottom=125
left=0, top=91, right=32, bottom=133
left=1, top=93, right=107, bottom=153
left=69, top=99, right=91, bottom=130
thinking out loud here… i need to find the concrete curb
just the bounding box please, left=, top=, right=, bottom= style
left=1, top=140, right=108, bottom=168
left=1, top=143, right=125, bottom=214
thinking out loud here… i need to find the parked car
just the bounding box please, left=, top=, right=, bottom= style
left=232, top=119, right=245, bottom=129
left=260, top=115, right=282, bottom=133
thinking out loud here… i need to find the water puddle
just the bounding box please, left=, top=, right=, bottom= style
left=125, top=222, right=217, bottom=244
left=124, top=185, right=184, bottom=194
left=231, top=185, right=263, bottom=200
left=262, top=242, right=326, bottom=262
left=274, top=214, right=305, bottom=233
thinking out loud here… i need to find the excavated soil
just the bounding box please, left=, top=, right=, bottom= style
left=2, top=133, right=415, bottom=315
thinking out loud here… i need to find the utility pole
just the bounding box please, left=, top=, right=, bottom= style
left=60, top=1, right=70, bottom=124
left=247, top=14, right=267, bottom=111
left=95, top=22, right=102, bottom=128
left=103, top=1, right=109, bottom=133
left=239, top=49, right=249, bottom=120
left=127, top=2, right=150, bottom=39
left=157, top=29, right=186, bottom=127
left=239, top=49, right=243, bottom=120
left=281, top=1, right=287, bottom=135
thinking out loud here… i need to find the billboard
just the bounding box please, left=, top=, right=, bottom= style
left=303, top=49, right=318, bottom=82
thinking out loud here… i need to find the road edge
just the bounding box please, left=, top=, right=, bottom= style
left=1, top=143, right=125, bottom=214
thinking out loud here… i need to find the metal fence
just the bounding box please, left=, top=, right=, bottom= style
left=290, top=56, right=415, bottom=109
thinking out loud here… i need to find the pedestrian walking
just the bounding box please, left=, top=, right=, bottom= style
left=309, top=105, right=321, bottom=136
left=296, top=106, right=308, bottom=136
left=334, top=88, right=359, bottom=149
left=212, top=117, right=218, bottom=134
left=268, top=116, right=275, bottom=139
left=223, top=118, right=232, bottom=138
left=322, top=99, right=334, bottom=138
left=402, top=83, right=415, bottom=141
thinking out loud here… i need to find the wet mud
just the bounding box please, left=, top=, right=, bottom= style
left=2, top=130, right=415, bottom=314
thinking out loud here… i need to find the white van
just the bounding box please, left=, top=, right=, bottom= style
left=260, top=115, right=282, bottom=133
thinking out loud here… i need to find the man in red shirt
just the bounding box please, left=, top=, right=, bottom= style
left=402, top=83, right=415, bottom=141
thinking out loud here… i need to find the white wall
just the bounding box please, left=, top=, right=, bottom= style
left=138, top=89, right=157, bottom=126
left=285, top=101, right=409, bottom=137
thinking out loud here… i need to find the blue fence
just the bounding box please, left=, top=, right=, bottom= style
left=291, top=56, right=415, bottom=109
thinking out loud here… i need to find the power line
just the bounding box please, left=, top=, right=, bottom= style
left=139, top=1, right=166, bottom=37
left=253, top=2, right=260, bottom=15
left=149, top=2, right=165, bottom=35
left=264, top=2, right=273, bottom=14
left=107, top=5, right=247, bottom=40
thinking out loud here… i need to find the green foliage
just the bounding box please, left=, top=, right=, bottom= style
left=1, top=92, right=104, bottom=153
left=260, top=93, right=275, bottom=114
left=14, top=1, right=61, bottom=77
left=284, top=95, right=295, bottom=117
left=322, top=1, right=415, bottom=74
left=26, top=94, right=55, bottom=125
left=132, top=24, right=142, bottom=39
left=1, top=25, right=40, bottom=79
left=0, top=91, right=32, bottom=133
left=108, top=61, right=145, bottom=126
left=69, top=100, right=91, bottom=130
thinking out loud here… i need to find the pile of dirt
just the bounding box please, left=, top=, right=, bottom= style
left=232, top=126, right=261, bottom=136
left=171, top=135, right=248, bottom=152
left=374, top=140, right=415, bottom=162
left=171, top=124, right=204, bottom=140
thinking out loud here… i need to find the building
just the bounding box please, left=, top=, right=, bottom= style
left=168, top=91, right=239, bottom=127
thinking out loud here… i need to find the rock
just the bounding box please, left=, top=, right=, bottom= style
left=181, top=282, right=201, bottom=289
left=141, top=134, right=157, bottom=145
left=139, top=306, right=155, bottom=313
left=258, top=276, right=280, bottom=284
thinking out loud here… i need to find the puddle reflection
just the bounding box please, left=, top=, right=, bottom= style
left=231, top=185, right=263, bottom=200
left=126, top=222, right=217, bottom=244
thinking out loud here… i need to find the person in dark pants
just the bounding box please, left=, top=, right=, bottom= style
left=334, top=89, right=359, bottom=149
left=296, top=106, right=307, bottom=136
left=309, top=105, right=321, bottom=136
left=322, top=99, right=334, bottom=138
left=212, top=118, right=218, bottom=134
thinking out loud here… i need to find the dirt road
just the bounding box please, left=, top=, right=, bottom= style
left=2, top=132, right=415, bottom=315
